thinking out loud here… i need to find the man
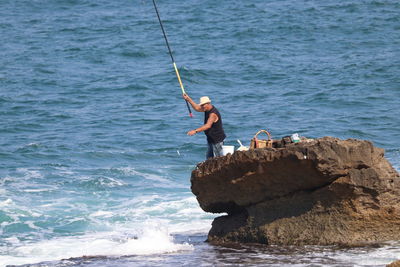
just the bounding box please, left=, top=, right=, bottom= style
left=183, top=94, right=226, bottom=159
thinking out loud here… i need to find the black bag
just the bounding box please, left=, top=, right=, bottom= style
left=281, top=136, right=292, bottom=145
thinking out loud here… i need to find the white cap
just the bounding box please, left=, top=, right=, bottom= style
left=199, top=96, right=211, bottom=105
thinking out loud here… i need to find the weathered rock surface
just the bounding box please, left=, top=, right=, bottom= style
left=387, top=260, right=400, bottom=267
left=191, top=137, right=400, bottom=245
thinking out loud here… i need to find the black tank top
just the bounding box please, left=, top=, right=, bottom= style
left=204, top=106, right=226, bottom=144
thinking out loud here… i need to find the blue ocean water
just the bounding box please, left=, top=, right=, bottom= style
left=0, top=0, right=399, bottom=266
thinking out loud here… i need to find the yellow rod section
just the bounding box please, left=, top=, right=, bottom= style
left=173, top=62, right=186, bottom=95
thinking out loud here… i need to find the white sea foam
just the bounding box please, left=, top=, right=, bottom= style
left=90, top=210, right=114, bottom=218
left=0, top=199, right=13, bottom=207
left=98, top=176, right=126, bottom=187
left=16, top=168, right=43, bottom=179
left=333, top=241, right=400, bottom=266
left=23, top=188, right=53, bottom=193
left=168, top=220, right=214, bottom=235
left=0, top=224, right=193, bottom=267
left=54, top=166, right=74, bottom=175
left=118, top=167, right=170, bottom=183
left=0, top=176, right=15, bottom=186
left=104, top=195, right=217, bottom=235
left=25, top=142, right=40, bottom=147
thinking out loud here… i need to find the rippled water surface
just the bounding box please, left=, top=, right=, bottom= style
left=0, top=0, right=399, bottom=266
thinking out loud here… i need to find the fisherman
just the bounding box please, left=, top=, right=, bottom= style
left=183, top=94, right=226, bottom=159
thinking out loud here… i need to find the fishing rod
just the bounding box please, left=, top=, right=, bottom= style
left=152, top=0, right=193, bottom=118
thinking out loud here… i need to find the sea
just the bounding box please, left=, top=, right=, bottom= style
left=0, top=0, right=399, bottom=266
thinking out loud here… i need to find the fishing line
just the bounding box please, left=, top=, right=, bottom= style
left=152, top=0, right=193, bottom=118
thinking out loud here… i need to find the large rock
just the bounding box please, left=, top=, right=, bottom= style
left=387, top=260, right=400, bottom=267
left=191, top=137, right=400, bottom=245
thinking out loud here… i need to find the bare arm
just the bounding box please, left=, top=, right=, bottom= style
left=187, top=113, right=218, bottom=136
left=183, top=94, right=202, bottom=112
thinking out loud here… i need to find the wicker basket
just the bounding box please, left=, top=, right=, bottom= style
left=250, top=130, right=273, bottom=149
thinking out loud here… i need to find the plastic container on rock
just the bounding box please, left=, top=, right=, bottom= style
left=222, top=145, right=234, bottom=156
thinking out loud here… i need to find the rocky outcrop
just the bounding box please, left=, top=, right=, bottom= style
left=387, top=260, right=400, bottom=267
left=191, top=137, right=400, bottom=245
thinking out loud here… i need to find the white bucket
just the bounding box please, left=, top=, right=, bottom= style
left=222, top=145, right=235, bottom=156
left=291, top=133, right=300, bottom=143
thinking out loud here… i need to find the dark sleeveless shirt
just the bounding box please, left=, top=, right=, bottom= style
left=204, top=106, right=226, bottom=144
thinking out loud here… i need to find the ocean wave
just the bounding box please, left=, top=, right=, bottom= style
left=15, top=168, right=43, bottom=179
left=116, top=167, right=171, bottom=184
left=23, top=188, right=54, bottom=193
left=78, top=176, right=126, bottom=190
left=89, top=210, right=114, bottom=218
left=0, top=198, right=13, bottom=207
left=111, top=195, right=216, bottom=234
left=0, top=224, right=193, bottom=267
